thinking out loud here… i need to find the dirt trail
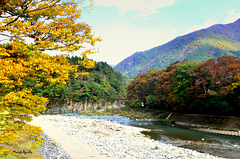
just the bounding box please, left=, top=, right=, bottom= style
left=31, top=116, right=107, bottom=159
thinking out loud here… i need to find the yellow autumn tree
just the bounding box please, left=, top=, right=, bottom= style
left=0, top=0, right=100, bottom=156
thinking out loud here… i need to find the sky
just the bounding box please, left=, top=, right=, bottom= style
left=71, top=0, right=240, bottom=65
left=2, top=0, right=240, bottom=65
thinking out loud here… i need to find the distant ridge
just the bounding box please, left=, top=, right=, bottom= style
left=114, top=18, right=240, bottom=77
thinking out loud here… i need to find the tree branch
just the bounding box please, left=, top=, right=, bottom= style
left=25, top=0, right=62, bottom=14
left=0, top=32, right=26, bottom=38
left=4, top=0, right=32, bottom=27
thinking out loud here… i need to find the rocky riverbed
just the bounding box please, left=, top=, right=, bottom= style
left=32, top=115, right=224, bottom=159
left=38, top=134, right=72, bottom=159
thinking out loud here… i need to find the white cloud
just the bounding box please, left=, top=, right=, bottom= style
left=184, top=11, right=240, bottom=36
left=224, top=10, right=240, bottom=24
left=184, top=19, right=219, bottom=35
left=96, top=0, right=175, bottom=17
left=86, top=23, right=178, bottom=64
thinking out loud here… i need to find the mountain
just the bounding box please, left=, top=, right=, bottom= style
left=114, top=18, right=240, bottom=77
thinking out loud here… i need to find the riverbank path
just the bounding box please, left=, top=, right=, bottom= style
left=31, top=117, right=107, bottom=159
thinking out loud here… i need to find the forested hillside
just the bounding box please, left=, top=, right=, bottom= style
left=21, top=56, right=127, bottom=108
left=127, top=56, right=240, bottom=116
left=114, top=19, right=240, bottom=77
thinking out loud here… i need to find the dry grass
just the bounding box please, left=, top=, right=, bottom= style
left=2, top=136, right=43, bottom=159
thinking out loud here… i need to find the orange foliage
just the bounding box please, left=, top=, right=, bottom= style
left=0, top=0, right=100, bottom=156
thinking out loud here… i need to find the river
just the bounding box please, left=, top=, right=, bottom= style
left=61, top=113, right=240, bottom=159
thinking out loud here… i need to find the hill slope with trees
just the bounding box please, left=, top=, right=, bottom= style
left=114, top=19, right=240, bottom=77
left=127, top=56, right=240, bottom=116
left=32, top=56, right=128, bottom=108
left=21, top=56, right=128, bottom=109
left=60, top=56, right=128, bottom=105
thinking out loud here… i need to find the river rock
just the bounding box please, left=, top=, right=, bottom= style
left=34, top=115, right=224, bottom=159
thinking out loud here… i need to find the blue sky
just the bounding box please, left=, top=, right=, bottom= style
left=75, top=0, right=240, bottom=65
left=1, top=0, right=239, bottom=65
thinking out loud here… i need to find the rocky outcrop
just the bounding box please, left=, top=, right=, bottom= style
left=45, top=100, right=124, bottom=114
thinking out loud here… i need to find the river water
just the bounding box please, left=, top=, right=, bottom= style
left=62, top=113, right=240, bottom=159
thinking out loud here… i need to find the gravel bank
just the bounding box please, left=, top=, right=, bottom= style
left=32, top=115, right=224, bottom=159
left=38, top=134, right=72, bottom=159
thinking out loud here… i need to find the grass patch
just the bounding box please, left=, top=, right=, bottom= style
left=2, top=135, right=43, bottom=159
